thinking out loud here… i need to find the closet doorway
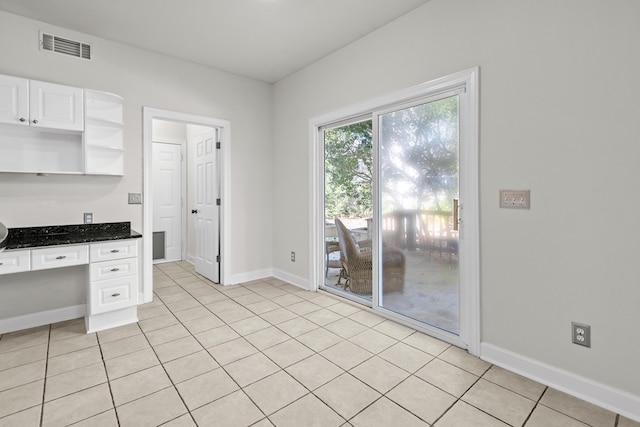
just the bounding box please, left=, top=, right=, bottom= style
left=142, top=108, right=230, bottom=302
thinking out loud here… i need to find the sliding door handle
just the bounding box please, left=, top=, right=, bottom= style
left=453, top=198, right=460, bottom=231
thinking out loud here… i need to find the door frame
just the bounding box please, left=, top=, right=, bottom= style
left=151, top=138, right=187, bottom=263
left=309, top=68, right=480, bottom=355
left=142, top=107, right=231, bottom=303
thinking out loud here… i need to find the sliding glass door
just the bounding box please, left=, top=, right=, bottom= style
left=315, top=68, right=478, bottom=350
left=322, top=119, right=373, bottom=303
left=376, top=95, right=460, bottom=334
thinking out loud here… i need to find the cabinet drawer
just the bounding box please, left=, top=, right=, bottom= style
left=90, top=240, right=137, bottom=262
left=90, top=258, right=137, bottom=281
left=0, top=250, right=30, bottom=275
left=90, top=275, right=138, bottom=315
left=31, top=245, right=88, bottom=270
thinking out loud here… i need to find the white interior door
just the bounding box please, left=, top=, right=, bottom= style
left=194, top=128, right=220, bottom=282
left=152, top=142, right=183, bottom=262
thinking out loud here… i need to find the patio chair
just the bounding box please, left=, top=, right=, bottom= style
left=335, top=218, right=405, bottom=295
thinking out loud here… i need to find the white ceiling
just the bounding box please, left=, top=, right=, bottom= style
left=0, top=0, right=430, bottom=84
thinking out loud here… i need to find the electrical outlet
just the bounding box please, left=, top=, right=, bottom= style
left=83, top=212, right=93, bottom=224
left=128, top=193, right=142, bottom=204
left=572, top=322, right=591, bottom=348
left=290, top=251, right=295, bottom=262
left=499, top=189, right=530, bottom=209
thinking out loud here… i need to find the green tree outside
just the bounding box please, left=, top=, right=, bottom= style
left=324, top=95, right=459, bottom=220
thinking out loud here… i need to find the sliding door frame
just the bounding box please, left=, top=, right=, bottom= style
left=309, top=68, right=480, bottom=355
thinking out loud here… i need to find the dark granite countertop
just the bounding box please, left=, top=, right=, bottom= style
left=4, top=222, right=142, bottom=250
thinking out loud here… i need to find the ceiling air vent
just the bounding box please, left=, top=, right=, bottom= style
left=40, top=32, right=91, bottom=60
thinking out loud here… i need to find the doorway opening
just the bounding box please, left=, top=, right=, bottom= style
left=142, top=108, right=231, bottom=303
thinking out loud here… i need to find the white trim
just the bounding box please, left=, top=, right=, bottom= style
left=481, top=343, right=640, bottom=423
left=309, top=67, right=480, bottom=355
left=143, top=107, right=231, bottom=303
left=0, top=304, right=86, bottom=334
left=225, top=268, right=309, bottom=290
left=228, top=269, right=274, bottom=286
left=272, top=269, right=310, bottom=291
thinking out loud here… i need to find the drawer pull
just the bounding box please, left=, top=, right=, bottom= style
left=55, top=255, right=66, bottom=260
left=0, top=262, right=3, bottom=265
left=110, top=249, right=120, bottom=253
left=111, top=293, right=121, bottom=297
left=110, top=268, right=120, bottom=272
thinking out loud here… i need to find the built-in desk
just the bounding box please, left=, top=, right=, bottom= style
left=0, top=222, right=142, bottom=333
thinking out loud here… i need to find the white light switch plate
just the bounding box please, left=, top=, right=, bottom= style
left=500, top=190, right=530, bottom=209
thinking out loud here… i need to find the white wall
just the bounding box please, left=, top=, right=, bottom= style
left=0, top=11, right=274, bottom=282
left=272, top=0, right=640, bottom=414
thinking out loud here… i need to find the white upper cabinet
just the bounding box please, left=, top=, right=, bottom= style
left=29, top=80, right=84, bottom=131
left=0, top=73, right=123, bottom=175
left=0, top=74, right=29, bottom=126
left=0, top=75, right=84, bottom=131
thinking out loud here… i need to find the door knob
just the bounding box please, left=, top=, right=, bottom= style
left=191, top=209, right=198, bottom=214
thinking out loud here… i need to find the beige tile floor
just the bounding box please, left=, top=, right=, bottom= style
left=0, top=261, right=638, bottom=427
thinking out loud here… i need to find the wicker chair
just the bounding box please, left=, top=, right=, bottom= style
left=334, top=218, right=405, bottom=295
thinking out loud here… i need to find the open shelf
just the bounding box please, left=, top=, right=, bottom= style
left=84, top=89, right=124, bottom=176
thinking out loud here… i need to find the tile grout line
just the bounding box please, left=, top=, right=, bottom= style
left=521, top=385, right=549, bottom=427
left=135, top=317, right=200, bottom=426
left=39, top=324, right=51, bottom=427
left=96, top=327, right=122, bottom=426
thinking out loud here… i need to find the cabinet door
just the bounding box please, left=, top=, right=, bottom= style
left=89, top=275, right=138, bottom=315
left=0, top=74, right=29, bottom=126
left=29, top=80, right=84, bottom=131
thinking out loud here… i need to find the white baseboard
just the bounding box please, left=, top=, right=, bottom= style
left=272, top=269, right=310, bottom=291
left=228, top=268, right=275, bottom=286
left=481, top=343, right=640, bottom=423
left=0, top=304, right=86, bottom=334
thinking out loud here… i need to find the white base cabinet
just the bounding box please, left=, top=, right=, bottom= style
left=86, top=239, right=139, bottom=333
left=0, top=239, right=140, bottom=334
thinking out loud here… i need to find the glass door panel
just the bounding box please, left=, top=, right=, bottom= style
left=378, top=95, right=460, bottom=334
left=322, top=120, right=373, bottom=302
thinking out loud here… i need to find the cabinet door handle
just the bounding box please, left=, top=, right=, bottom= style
left=111, top=293, right=121, bottom=297
left=110, top=268, right=120, bottom=272
left=19, top=117, right=26, bottom=122
left=55, top=255, right=66, bottom=260
left=0, top=262, right=3, bottom=265
left=32, top=119, right=38, bottom=124
left=110, top=249, right=120, bottom=253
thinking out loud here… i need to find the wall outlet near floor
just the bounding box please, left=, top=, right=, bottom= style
left=128, top=193, right=142, bottom=204
left=291, top=251, right=295, bottom=262
left=83, top=212, right=93, bottom=224
left=572, top=322, right=591, bottom=348
left=499, top=189, right=530, bottom=209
